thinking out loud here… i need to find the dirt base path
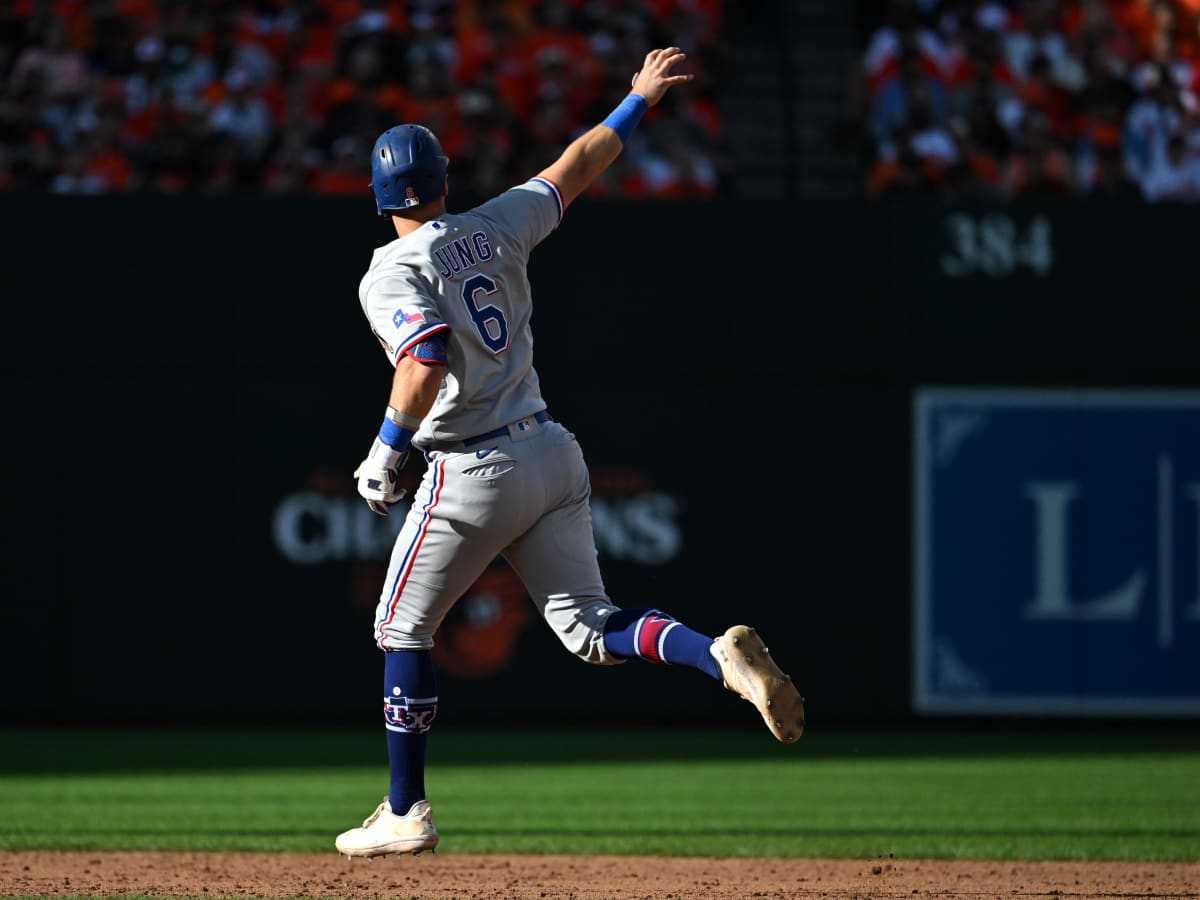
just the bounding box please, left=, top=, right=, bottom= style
left=2, top=852, right=1197, bottom=899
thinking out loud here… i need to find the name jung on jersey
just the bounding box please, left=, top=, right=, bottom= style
left=431, top=229, right=493, bottom=280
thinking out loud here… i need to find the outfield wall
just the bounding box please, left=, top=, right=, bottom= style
left=1, top=193, right=1196, bottom=724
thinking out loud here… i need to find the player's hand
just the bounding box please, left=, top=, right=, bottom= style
left=631, top=47, right=694, bottom=107
left=355, top=445, right=409, bottom=516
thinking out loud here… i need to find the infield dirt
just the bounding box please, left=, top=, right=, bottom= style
left=2, top=851, right=1197, bottom=899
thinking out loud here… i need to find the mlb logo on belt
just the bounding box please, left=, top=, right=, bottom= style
left=515, top=417, right=534, bottom=432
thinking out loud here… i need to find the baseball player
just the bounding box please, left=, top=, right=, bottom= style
left=335, top=47, right=805, bottom=859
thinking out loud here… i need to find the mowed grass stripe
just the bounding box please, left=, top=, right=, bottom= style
left=5, top=727, right=1199, bottom=773
left=1, top=729, right=1197, bottom=859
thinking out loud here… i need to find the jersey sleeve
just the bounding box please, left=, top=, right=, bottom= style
left=474, top=177, right=565, bottom=259
left=360, top=265, right=449, bottom=367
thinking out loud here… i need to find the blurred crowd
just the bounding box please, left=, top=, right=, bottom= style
left=0, top=0, right=725, bottom=199
left=846, top=0, right=1200, bottom=200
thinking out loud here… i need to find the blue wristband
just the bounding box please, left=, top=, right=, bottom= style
left=601, top=94, right=648, bottom=145
left=379, top=417, right=415, bottom=451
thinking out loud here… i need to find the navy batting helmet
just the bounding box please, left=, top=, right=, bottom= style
left=369, top=124, right=449, bottom=215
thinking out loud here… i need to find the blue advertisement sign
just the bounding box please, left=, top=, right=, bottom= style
left=913, top=389, right=1200, bottom=715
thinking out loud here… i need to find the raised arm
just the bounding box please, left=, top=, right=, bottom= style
left=538, top=47, right=693, bottom=208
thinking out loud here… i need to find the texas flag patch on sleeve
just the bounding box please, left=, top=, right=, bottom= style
left=393, top=307, right=426, bottom=328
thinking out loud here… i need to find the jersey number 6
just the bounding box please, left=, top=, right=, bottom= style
left=461, top=274, right=509, bottom=353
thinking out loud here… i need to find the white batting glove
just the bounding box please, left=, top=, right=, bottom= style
left=354, top=437, right=408, bottom=516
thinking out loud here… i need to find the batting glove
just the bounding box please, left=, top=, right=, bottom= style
left=354, top=437, right=408, bottom=516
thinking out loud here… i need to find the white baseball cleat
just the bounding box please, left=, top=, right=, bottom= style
left=335, top=797, right=439, bottom=858
left=710, top=624, right=805, bottom=744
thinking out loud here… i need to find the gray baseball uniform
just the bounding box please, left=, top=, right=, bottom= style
left=359, top=177, right=621, bottom=662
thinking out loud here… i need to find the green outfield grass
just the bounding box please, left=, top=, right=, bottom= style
left=1, top=726, right=1197, bottom=860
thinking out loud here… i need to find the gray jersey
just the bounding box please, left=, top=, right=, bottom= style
left=358, top=177, right=564, bottom=449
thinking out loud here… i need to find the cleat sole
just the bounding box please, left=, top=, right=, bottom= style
left=712, top=625, right=805, bottom=744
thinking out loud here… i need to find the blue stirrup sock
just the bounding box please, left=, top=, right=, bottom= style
left=383, top=649, right=438, bottom=816
left=602, top=608, right=720, bottom=680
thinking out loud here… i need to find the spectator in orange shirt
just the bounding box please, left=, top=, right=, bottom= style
left=312, top=133, right=368, bottom=194
left=1002, top=108, right=1074, bottom=194
left=1011, top=52, right=1075, bottom=138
